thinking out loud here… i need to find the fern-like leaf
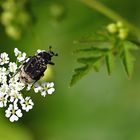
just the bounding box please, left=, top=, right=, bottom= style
left=120, top=42, right=136, bottom=77
left=74, top=46, right=110, bottom=56
left=70, top=26, right=139, bottom=86
left=105, top=51, right=114, bottom=75
left=70, top=65, right=93, bottom=87
left=70, top=56, right=103, bottom=86
left=74, top=32, right=109, bottom=44
left=77, top=56, right=103, bottom=65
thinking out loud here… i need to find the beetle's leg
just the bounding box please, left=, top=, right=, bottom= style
left=19, top=56, right=31, bottom=64
left=11, top=56, right=31, bottom=78
left=48, top=61, right=55, bottom=65
left=31, top=80, right=38, bottom=88
left=31, top=75, right=44, bottom=88
left=11, top=70, right=19, bottom=77
left=31, top=72, right=44, bottom=88
left=55, top=53, right=58, bottom=56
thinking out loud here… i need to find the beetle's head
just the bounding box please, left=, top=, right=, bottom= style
left=48, top=46, right=58, bottom=57
left=38, top=46, right=58, bottom=62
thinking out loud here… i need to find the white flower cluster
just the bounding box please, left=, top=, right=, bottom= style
left=0, top=48, right=55, bottom=122
left=34, top=82, right=55, bottom=97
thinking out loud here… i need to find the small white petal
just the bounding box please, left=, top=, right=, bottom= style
left=5, top=111, right=11, bottom=118
left=41, top=91, right=47, bottom=97
left=10, top=114, right=18, bottom=122
left=16, top=109, right=22, bottom=117
left=17, top=52, right=26, bottom=62
left=0, top=102, right=3, bottom=107
left=22, top=105, right=26, bottom=110
left=47, top=88, right=55, bottom=94
left=25, top=106, right=33, bottom=112
left=14, top=48, right=21, bottom=56
left=34, top=86, right=42, bottom=93
left=9, top=104, right=13, bottom=110
left=0, top=52, right=9, bottom=65
left=9, top=62, right=17, bottom=73
left=3, top=101, right=7, bottom=107
left=26, top=84, right=32, bottom=91
left=10, top=97, right=15, bottom=102
left=25, top=97, right=30, bottom=100
left=13, top=103, right=18, bottom=110
left=29, top=99, right=34, bottom=105
left=41, top=82, right=48, bottom=87
left=28, top=105, right=33, bottom=109
left=49, top=82, right=54, bottom=87
left=37, top=49, right=45, bottom=54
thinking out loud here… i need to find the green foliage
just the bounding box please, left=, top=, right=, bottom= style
left=70, top=22, right=139, bottom=86
left=0, top=0, right=31, bottom=40
left=120, top=41, right=138, bottom=77
left=70, top=65, right=92, bottom=87
left=105, top=51, right=114, bottom=75
left=49, top=3, right=66, bottom=22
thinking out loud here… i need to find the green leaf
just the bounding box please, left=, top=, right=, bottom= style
left=70, top=56, right=103, bottom=86
left=120, top=43, right=135, bottom=77
left=105, top=51, right=114, bottom=75
left=93, top=61, right=101, bottom=72
left=73, top=32, right=109, bottom=44
left=124, top=41, right=139, bottom=50
left=74, top=48, right=102, bottom=57
left=71, top=30, right=139, bottom=86
left=77, top=56, right=103, bottom=65
left=74, top=46, right=110, bottom=56
left=70, top=65, right=93, bottom=86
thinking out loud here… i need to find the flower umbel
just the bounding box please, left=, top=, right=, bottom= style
left=9, top=62, right=17, bottom=73
left=5, top=103, right=22, bottom=122
left=0, top=48, right=56, bottom=122
left=34, top=82, right=55, bottom=97
left=0, top=52, right=9, bottom=65
left=14, top=48, right=26, bottom=62
left=20, top=97, right=34, bottom=112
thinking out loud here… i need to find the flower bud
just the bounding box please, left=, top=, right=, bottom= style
left=5, top=26, right=21, bottom=40
left=107, top=23, right=117, bottom=33
left=116, top=21, right=124, bottom=28
left=118, top=29, right=128, bottom=40
left=1, top=11, right=14, bottom=25
left=50, top=4, right=65, bottom=20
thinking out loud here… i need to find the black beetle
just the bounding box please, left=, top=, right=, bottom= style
left=20, top=46, right=58, bottom=84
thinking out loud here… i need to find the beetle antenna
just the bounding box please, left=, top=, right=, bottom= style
left=48, top=46, right=58, bottom=56
left=55, top=53, right=58, bottom=56
left=49, top=46, right=52, bottom=51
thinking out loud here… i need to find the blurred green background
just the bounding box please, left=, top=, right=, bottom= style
left=0, top=0, right=140, bottom=140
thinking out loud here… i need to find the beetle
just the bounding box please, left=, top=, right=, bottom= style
left=19, top=46, right=58, bottom=84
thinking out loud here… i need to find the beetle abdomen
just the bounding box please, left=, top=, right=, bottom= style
left=23, top=56, right=47, bottom=81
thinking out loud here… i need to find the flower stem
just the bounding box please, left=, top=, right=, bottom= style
left=80, top=0, right=140, bottom=39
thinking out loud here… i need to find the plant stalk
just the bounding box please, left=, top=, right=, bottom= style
left=80, top=0, right=140, bottom=39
